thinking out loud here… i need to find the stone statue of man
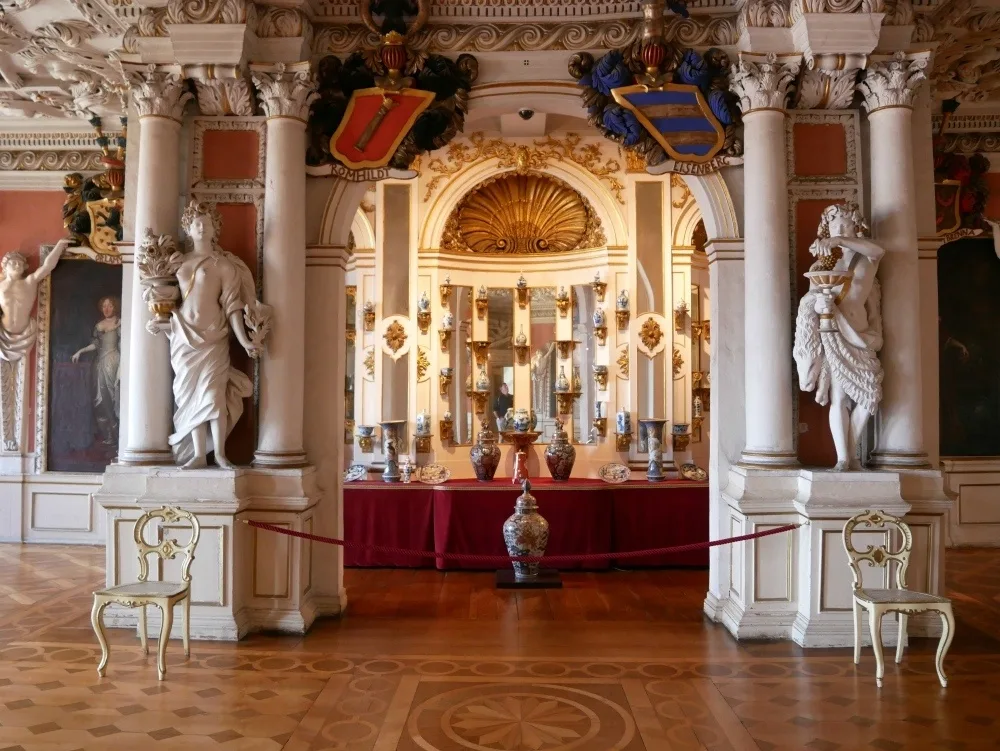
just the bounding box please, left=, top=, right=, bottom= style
left=793, top=202, right=885, bottom=471
left=0, top=238, right=80, bottom=360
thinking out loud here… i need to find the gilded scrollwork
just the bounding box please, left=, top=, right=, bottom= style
left=384, top=321, right=407, bottom=354
left=640, top=318, right=664, bottom=353
left=424, top=132, right=624, bottom=204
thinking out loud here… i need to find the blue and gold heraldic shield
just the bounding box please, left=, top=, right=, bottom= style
left=612, top=84, right=725, bottom=164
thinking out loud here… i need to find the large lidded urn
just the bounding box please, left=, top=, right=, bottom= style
left=544, top=419, right=576, bottom=481
left=470, top=419, right=502, bottom=482
left=502, top=480, right=550, bottom=581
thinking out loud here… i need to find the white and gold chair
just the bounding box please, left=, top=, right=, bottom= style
left=843, top=509, right=955, bottom=688
left=91, top=505, right=201, bottom=680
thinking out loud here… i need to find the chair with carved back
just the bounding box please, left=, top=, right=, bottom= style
left=842, top=510, right=954, bottom=688
left=91, top=505, right=201, bottom=681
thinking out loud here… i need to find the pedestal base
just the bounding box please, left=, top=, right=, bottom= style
left=712, top=466, right=949, bottom=647
left=95, top=463, right=323, bottom=641
left=495, top=568, right=563, bottom=589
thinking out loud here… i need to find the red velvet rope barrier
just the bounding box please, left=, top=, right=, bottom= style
left=241, top=519, right=800, bottom=565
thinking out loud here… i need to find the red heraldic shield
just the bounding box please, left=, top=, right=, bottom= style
left=330, top=87, right=436, bottom=169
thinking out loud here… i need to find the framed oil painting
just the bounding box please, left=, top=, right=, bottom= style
left=43, top=257, right=122, bottom=472
left=938, top=237, right=1000, bottom=457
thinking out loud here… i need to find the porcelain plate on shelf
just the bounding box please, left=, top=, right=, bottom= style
left=680, top=463, right=708, bottom=482
left=344, top=465, right=368, bottom=482
left=419, top=463, right=451, bottom=484
left=598, top=462, right=631, bottom=484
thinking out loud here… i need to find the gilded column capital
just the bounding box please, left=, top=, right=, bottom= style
left=858, top=51, right=930, bottom=114
left=250, top=62, right=318, bottom=122
left=730, top=53, right=801, bottom=115
left=127, top=65, right=193, bottom=121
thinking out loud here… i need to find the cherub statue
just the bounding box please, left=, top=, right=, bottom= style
left=167, top=201, right=271, bottom=469
left=0, top=238, right=82, bottom=361
left=793, top=202, right=885, bottom=471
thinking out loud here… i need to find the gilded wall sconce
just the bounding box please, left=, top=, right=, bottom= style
left=674, top=299, right=688, bottom=332
left=472, top=340, right=490, bottom=367
left=344, top=419, right=355, bottom=445
left=615, top=288, right=630, bottom=331
left=346, top=327, right=356, bottom=345
left=439, top=367, right=453, bottom=397
left=555, top=286, right=570, bottom=317
left=673, top=433, right=691, bottom=452
left=415, top=434, right=433, bottom=454
left=614, top=432, right=631, bottom=452
left=475, top=285, right=488, bottom=319
left=555, top=340, right=576, bottom=359
left=416, top=291, right=431, bottom=334
left=362, top=300, right=376, bottom=331
left=515, top=275, right=529, bottom=308
left=439, top=329, right=452, bottom=351
left=471, top=391, right=489, bottom=414
left=702, top=320, right=711, bottom=342
left=440, top=414, right=454, bottom=443
left=593, top=364, right=608, bottom=390
left=357, top=425, right=375, bottom=453
left=440, top=276, right=452, bottom=307
left=514, top=325, right=529, bottom=365
left=591, top=272, right=607, bottom=303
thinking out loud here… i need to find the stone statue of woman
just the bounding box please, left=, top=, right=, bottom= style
left=168, top=201, right=265, bottom=469
left=793, top=202, right=885, bottom=471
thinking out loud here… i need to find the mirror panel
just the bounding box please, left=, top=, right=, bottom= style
left=530, top=287, right=558, bottom=444
left=345, top=287, right=356, bottom=438
left=451, top=286, right=474, bottom=445
left=488, top=289, right=514, bottom=431
left=572, top=284, right=597, bottom=443
left=381, top=352, right=409, bottom=445
left=381, top=184, right=410, bottom=318
left=635, top=181, right=664, bottom=315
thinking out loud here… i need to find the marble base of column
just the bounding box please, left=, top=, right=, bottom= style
left=252, top=450, right=309, bottom=469
left=117, top=449, right=174, bottom=465
left=868, top=450, right=931, bottom=470
left=738, top=449, right=799, bottom=469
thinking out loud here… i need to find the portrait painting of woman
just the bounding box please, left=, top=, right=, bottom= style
left=46, top=260, right=123, bottom=472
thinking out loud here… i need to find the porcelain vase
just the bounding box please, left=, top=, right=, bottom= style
left=470, top=420, right=501, bottom=482
left=544, top=420, right=576, bottom=481
left=502, top=480, right=549, bottom=580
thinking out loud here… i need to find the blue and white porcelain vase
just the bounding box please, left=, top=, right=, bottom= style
left=502, top=480, right=549, bottom=580
left=544, top=420, right=576, bottom=482
left=513, top=408, right=531, bottom=432
left=616, top=409, right=632, bottom=435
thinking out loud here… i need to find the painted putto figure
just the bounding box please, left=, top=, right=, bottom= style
left=167, top=201, right=269, bottom=469
left=793, top=202, right=885, bottom=471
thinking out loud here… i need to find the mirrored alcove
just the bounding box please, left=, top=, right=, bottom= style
left=572, top=284, right=597, bottom=443
left=488, top=288, right=514, bottom=430
left=636, top=182, right=667, bottom=430
left=451, top=286, right=474, bottom=445
left=380, top=184, right=410, bottom=441
left=530, top=288, right=558, bottom=443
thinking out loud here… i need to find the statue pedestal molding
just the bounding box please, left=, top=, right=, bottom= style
left=710, top=466, right=949, bottom=648
left=95, top=464, right=322, bottom=641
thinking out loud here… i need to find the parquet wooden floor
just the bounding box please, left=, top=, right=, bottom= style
left=0, top=545, right=997, bottom=750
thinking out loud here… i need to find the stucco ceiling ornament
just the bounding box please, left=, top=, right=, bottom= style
left=441, top=172, right=607, bottom=254
left=926, top=6, right=1000, bottom=103
left=424, top=132, right=624, bottom=204
left=858, top=51, right=928, bottom=112
left=731, top=52, right=801, bottom=113
left=737, top=0, right=791, bottom=35
left=569, top=0, right=741, bottom=169
left=796, top=54, right=866, bottom=109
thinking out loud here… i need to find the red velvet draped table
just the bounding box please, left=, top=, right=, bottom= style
left=343, top=478, right=708, bottom=570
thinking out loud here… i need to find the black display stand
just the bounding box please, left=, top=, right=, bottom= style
left=495, top=569, right=563, bottom=589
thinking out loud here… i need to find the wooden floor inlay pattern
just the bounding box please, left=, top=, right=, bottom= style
left=0, top=545, right=997, bottom=749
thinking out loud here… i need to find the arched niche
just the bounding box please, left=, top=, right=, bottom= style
left=421, top=156, right=627, bottom=251
left=316, top=179, right=371, bottom=247
left=350, top=208, right=375, bottom=251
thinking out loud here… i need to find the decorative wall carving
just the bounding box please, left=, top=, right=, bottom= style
left=0, top=151, right=103, bottom=171
left=796, top=65, right=862, bottom=110
left=636, top=314, right=668, bottom=358
left=424, top=132, right=625, bottom=204
left=190, top=118, right=266, bottom=191
left=251, top=63, right=318, bottom=121
left=191, top=75, right=255, bottom=117
left=940, top=132, right=1000, bottom=153
left=616, top=345, right=629, bottom=378
left=789, top=0, right=886, bottom=24
left=313, top=16, right=739, bottom=55
left=257, top=6, right=313, bottom=42
left=441, top=172, right=607, bottom=254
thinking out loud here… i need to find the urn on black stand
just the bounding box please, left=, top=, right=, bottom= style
left=496, top=480, right=562, bottom=589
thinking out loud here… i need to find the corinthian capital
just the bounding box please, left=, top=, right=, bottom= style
left=730, top=53, right=801, bottom=114
left=858, top=51, right=930, bottom=113
left=250, top=62, right=318, bottom=121
left=128, top=65, right=193, bottom=121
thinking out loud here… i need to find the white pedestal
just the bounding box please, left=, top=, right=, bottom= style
left=95, top=463, right=321, bottom=641
left=712, top=466, right=949, bottom=647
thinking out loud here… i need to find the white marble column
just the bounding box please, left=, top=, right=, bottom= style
left=730, top=53, right=801, bottom=467
left=251, top=63, right=317, bottom=468
left=859, top=52, right=931, bottom=469
left=120, top=69, right=192, bottom=464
